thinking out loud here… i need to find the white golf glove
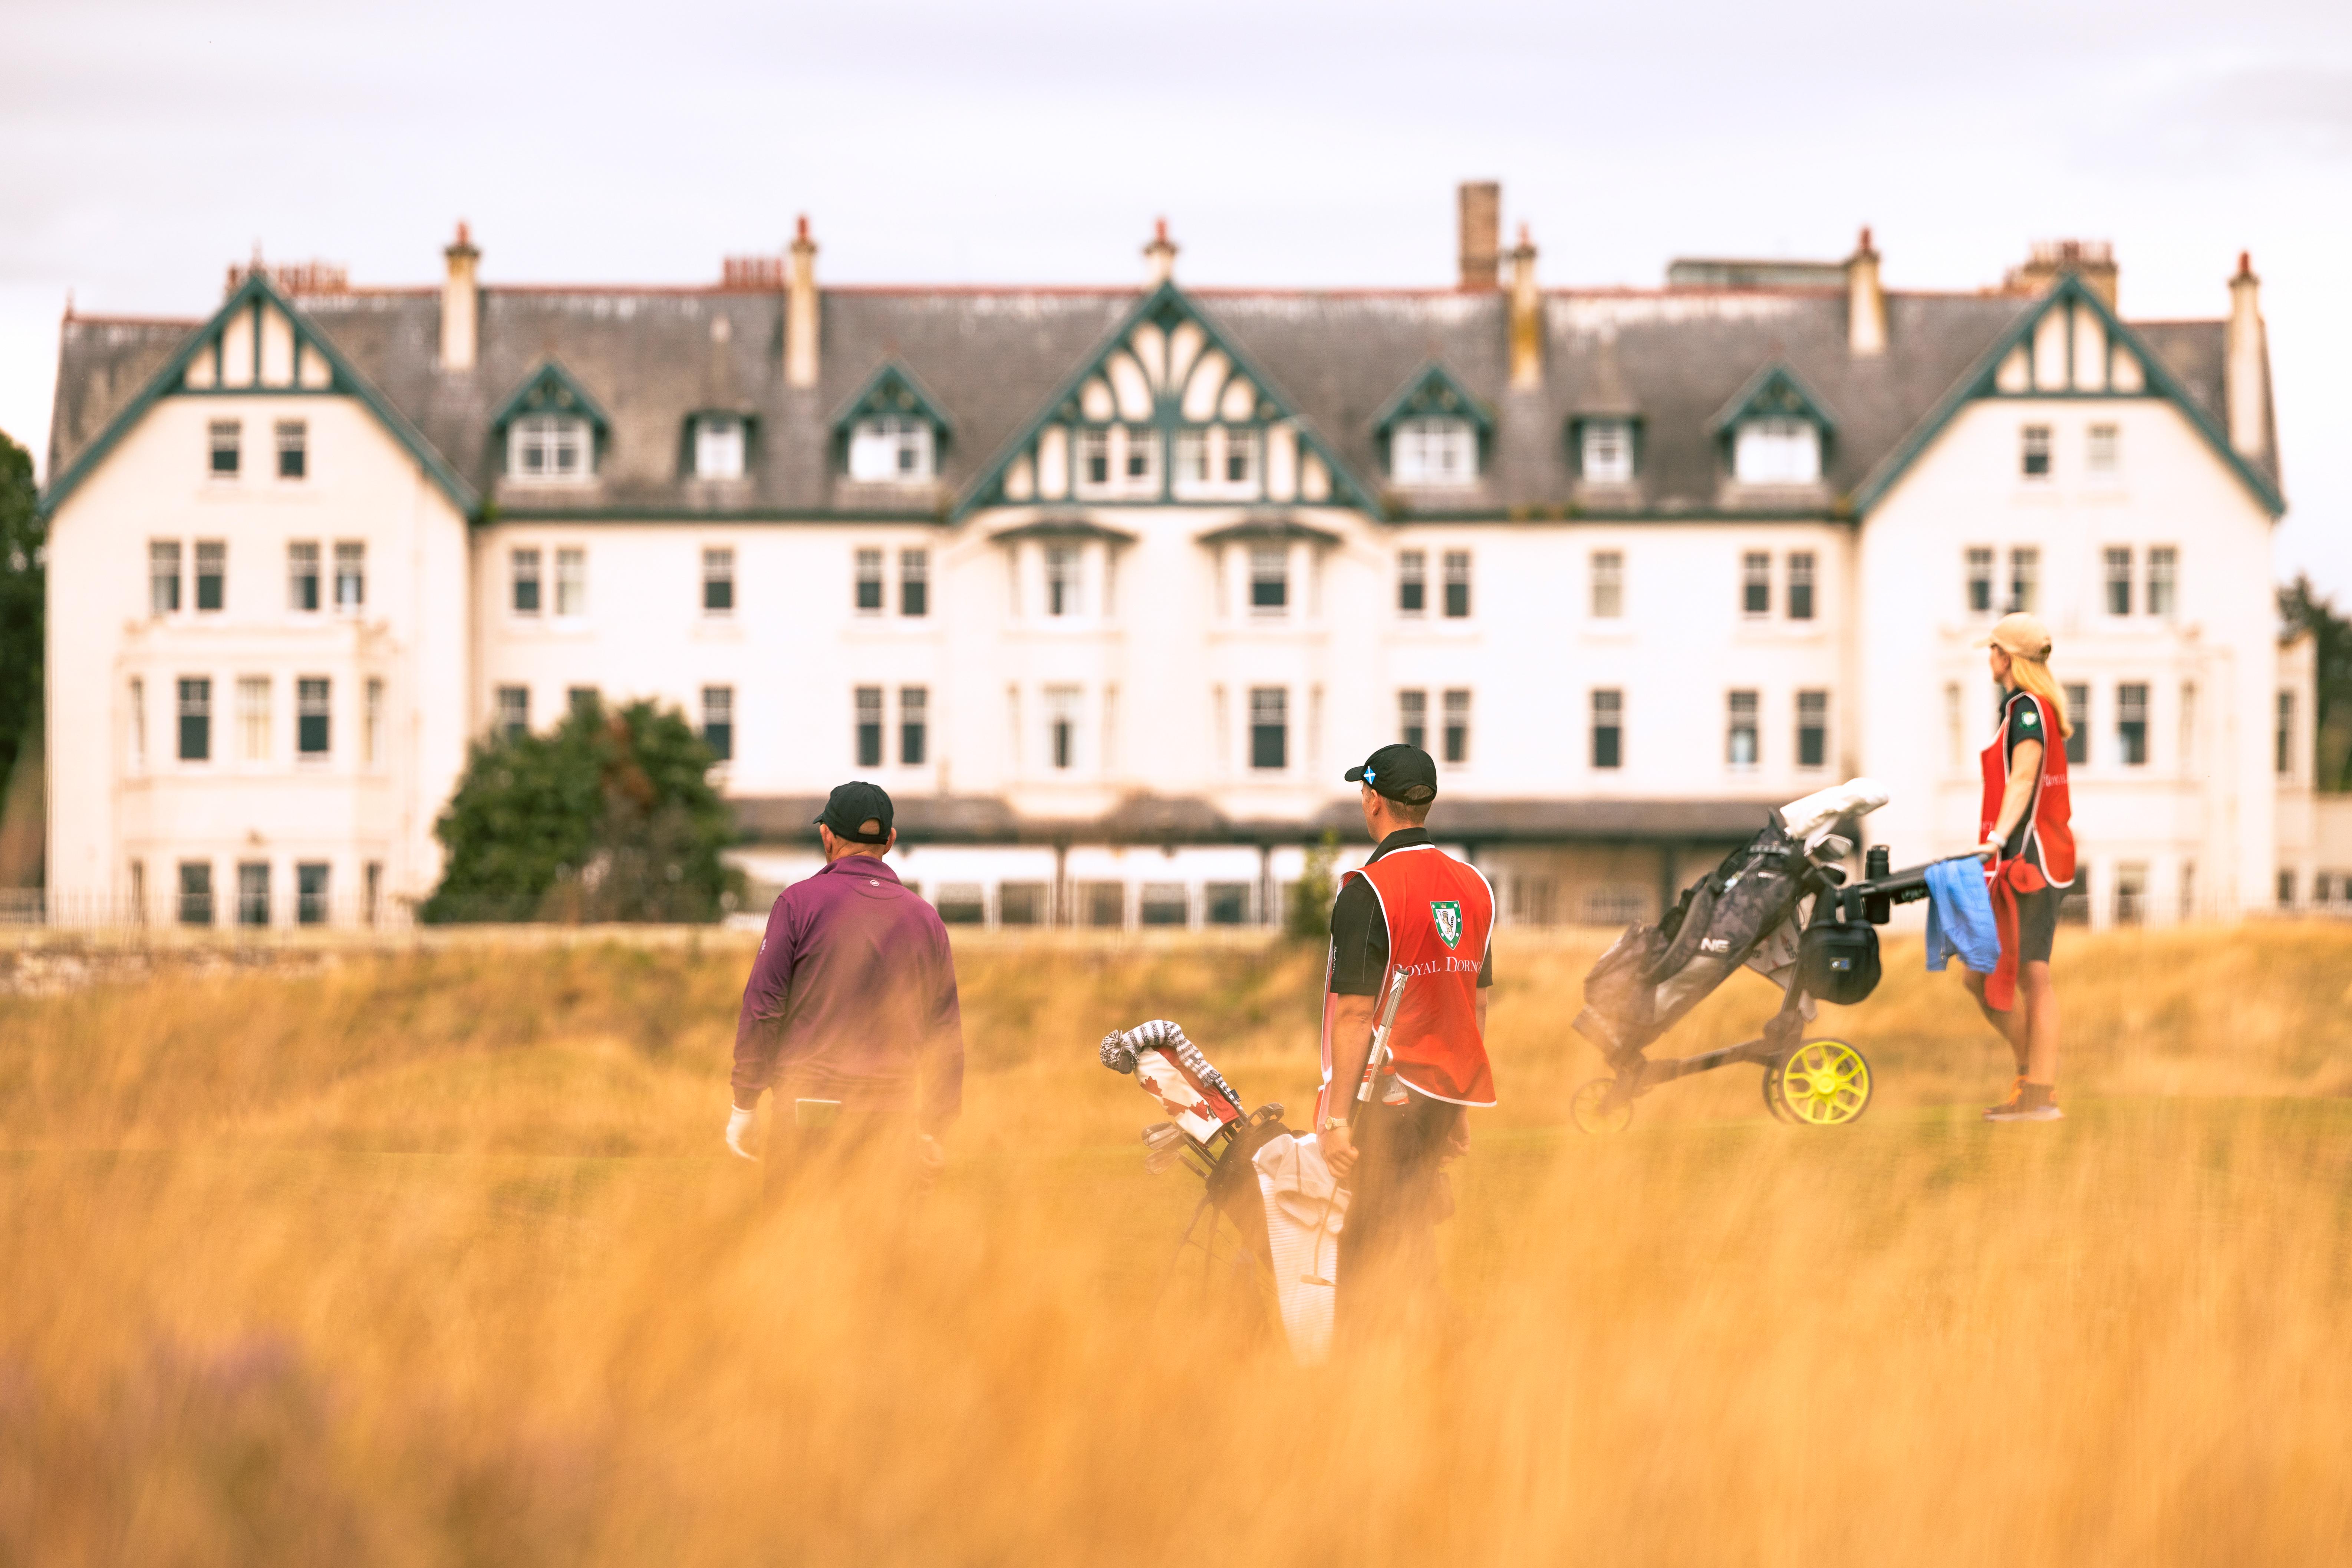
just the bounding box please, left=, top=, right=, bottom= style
left=725, top=1104, right=762, bottom=1161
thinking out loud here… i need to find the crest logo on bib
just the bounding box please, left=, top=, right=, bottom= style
left=1431, top=900, right=1464, bottom=950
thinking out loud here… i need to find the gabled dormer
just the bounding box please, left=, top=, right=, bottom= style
left=491, top=362, right=608, bottom=485
left=1372, top=362, right=1493, bottom=490
left=959, top=281, right=1367, bottom=515
left=41, top=266, right=475, bottom=517
left=1852, top=272, right=2284, bottom=517
left=1711, top=362, right=1837, bottom=486
left=834, top=362, right=953, bottom=484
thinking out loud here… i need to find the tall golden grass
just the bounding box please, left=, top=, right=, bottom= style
left=2, top=926, right=2350, bottom=1564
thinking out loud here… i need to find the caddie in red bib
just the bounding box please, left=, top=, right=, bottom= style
left=1317, top=743, right=1497, bottom=1341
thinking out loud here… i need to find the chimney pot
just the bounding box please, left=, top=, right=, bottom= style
left=2225, top=250, right=2269, bottom=459
left=1143, top=218, right=1179, bottom=284
left=1457, top=182, right=1501, bottom=291
left=441, top=221, right=480, bottom=372
left=1846, top=227, right=1886, bottom=356
left=786, top=216, right=820, bottom=389
left=1507, top=226, right=1542, bottom=391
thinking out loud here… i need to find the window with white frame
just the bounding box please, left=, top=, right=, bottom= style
left=899, top=549, right=929, bottom=617
left=1249, top=546, right=1287, bottom=615
left=289, top=542, right=320, bottom=612
left=2020, top=424, right=2052, bottom=479
left=297, top=677, right=331, bottom=758
left=365, top=678, right=383, bottom=767
left=855, top=686, right=884, bottom=768
left=2104, top=547, right=2133, bottom=615
left=1796, top=690, right=1828, bottom=769
left=1787, top=551, right=1816, bottom=620
left=195, top=541, right=225, bottom=612
left=1046, top=685, right=1082, bottom=770
left=695, top=415, right=746, bottom=480
left=509, top=414, right=591, bottom=481
left=1075, top=426, right=1158, bottom=497
left=128, top=678, right=146, bottom=773
left=334, top=542, right=365, bottom=612
left=150, top=541, right=181, bottom=614
left=1390, top=418, right=1477, bottom=486
left=1591, top=689, right=1623, bottom=769
left=1581, top=419, right=1634, bottom=483
left=1590, top=551, right=1623, bottom=619
left=702, top=547, right=734, bottom=614
left=2008, top=547, right=2039, bottom=613
left=2088, top=423, right=2119, bottom=474
left=1741, top=552, right=1771, bottom=617
left=1249, top=687, right=1288, bottom=770
left=1965, top=547, right=1994, bottom=614
left=496, top=686, right=530, bottom=740
left=1399, top=689, right=1427, bottom=751
left=1397, top=551, right=1426, bottom=616
left=701, top=685, right=733, bottom=762
left=900, top=686, right=928, bottom=766
left=854, top=548, right=884, bottom=613
left=1045, top=546, right=1082, bottom=617
left=209, top=421, right=240, bottom=478
left=511, top=549, right=541, bottom=615
left=2147, top=547, right=2177, bottom=616
left=1442, top=551, right=1471, bottom=618
left=554, top=547, right=585, bottom=617
left=276, top=421, right=307, bottom=480
left=238, top=676, right=271, bottom=762
left=1442, top=689, right=1471, bottom=765
left=847, top=416, right=933, bottom=482
left=1733, top=418, right=1819, bottom=484
left=1727, top=690, right=1759, bottom=768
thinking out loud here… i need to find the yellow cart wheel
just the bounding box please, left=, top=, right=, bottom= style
left=1570, top=1077, right=1634, bottom=1134
left=1760, top=1057, right=1794, bottom=1123
left=1770, top=1039, right=1873, bottom=1127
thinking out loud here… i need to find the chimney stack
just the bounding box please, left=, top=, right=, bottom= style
left=785, top=215, right=820, bottom=390
left=441, top=221, right=480, bottom=372
left=1507, top=225, right=1542, bottom=391
left=1458, top=181, right=1500, bottom=291
left=2225, top=251, right=2269, bottom=460
left=1846, top=226, right=1886, bottom=356
left=1144, top=218, right=1178, bottom=284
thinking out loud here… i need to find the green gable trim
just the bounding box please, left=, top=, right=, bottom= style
left=1370, top=361, right=1495, bottom=435
left=40, top=269, right=478, bottom=520
left=489, top=360, right=610, bottom=432
left=1709, top=360, right=1839, bottom=434
left=1850, top=274, right=2282, bottom=518
left=832, top=361, right=955, bottom=441
left=953, top=280, right=1373, bottom=518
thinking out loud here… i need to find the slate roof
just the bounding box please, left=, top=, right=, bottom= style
left=47, top=265, right=2276, bottom=521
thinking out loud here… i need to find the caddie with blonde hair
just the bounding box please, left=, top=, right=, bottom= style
left=1965, top=612, right=2075, bottom=1122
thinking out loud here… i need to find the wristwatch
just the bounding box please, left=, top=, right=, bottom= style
left=1320, top=1116, right=1350, bottom=1133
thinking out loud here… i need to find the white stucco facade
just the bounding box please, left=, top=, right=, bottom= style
left=41, top=234, right=2304, bottom=930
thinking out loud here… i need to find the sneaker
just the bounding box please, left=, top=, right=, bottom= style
left=1984, top=1081, right=2064, bottom=1122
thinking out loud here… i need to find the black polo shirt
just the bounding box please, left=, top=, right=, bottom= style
left=1325, top=828, right=1497, bottom=997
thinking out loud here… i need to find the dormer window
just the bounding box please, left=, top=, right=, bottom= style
left=509, top=414, right=591, bottom=482
left=1733, top=418, right=1820, bottom=485
left=1581, top=419, right=1634, bottom=483
left=849, top=415, right=934, bottom=482
left=1173, top=426, right=1261, bottom=499
left=1390, top=418, right=1477, bottom=487
left=695, top=415, right=745, bottom=480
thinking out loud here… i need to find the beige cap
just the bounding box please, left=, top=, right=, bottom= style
left=1977, top=611, right=2053, bottom=659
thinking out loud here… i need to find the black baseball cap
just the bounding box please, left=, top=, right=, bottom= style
left=1344, top=744, right=1437, bottom=806
left=814, top=781, right=894, bottom=844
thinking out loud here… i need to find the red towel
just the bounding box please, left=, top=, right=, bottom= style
left=1984, top=858, right=2049, bottom=1011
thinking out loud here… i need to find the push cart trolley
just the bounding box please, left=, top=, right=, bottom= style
left=1567, top=778, right=1941, bottom=1133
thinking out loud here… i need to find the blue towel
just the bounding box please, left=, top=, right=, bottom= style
left=1924, top=857, right=2000, bottom=974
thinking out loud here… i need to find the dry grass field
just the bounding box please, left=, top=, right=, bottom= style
left=3, top=925, right=2350, bottom=1565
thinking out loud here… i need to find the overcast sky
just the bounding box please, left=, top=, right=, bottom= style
left=4, top=0, right=2348, bottom=594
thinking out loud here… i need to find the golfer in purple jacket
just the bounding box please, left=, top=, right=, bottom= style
left=725, top=782, right=964, bottom=1196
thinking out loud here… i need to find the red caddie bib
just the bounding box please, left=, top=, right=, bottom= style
left=1318, top=844, right=1497, bottom=1116
left=1979, top=692, right=2075, bottom=885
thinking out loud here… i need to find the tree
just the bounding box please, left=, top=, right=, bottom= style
left=0, top=428, right=39, bottom=794
left=422, top=696, right=743, bottom=923
left=1286, top=829, right=1341, bottom=940
left=2280, top=574, right=2352, bottom=792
